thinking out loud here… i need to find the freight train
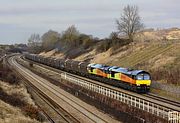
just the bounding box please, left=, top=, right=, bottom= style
left=25, top=53, right=151, bottom=93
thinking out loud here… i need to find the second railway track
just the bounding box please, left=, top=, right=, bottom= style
left=9, top=56, right=120, bottom=123
left=144, top=93, right=180, bottom=108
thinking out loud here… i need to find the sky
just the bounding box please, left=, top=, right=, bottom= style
left=0, top=0, right=180, bottom=44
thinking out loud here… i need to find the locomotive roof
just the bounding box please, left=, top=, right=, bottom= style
left=109, top=66, right=128, bottom=73
left=131, top=70, right=150, bottom=75
left=109, top=66, right=148, bottom=75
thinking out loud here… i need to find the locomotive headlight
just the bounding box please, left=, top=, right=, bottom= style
left=136, top=84, right=140, bottom=86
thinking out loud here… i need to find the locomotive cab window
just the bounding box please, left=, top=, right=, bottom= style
left=136, top=73, right=150, bottom=80
left=143, top=74, right=150, bottom=80
left=90, top=67, right=93, bottom=72
left=136, top=74, right=143, bottom=80
left=111, top=71, right=115, bottom=77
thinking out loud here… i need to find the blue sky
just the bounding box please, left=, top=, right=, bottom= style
left=0, top=0, right=180, bottom=44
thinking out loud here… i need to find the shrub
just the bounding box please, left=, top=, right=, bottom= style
left=0, top=62, right=20, bottom=85
left=150, top=67, right=180, bottom=85
left=82, top=38, right=94, bottom=49
left=0, top=87, right=26, bottom=107
left=22, top=104, right=41, bottom=121
left=96, top=39, right=131, bottom=53
left=96, top=40, right=111, bottom=53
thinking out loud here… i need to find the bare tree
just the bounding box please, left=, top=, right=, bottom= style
left=27, top=33, right=42, bottom=53
left=116, top=5, right=144, bottom=41
left=28, top=33, right=41, bottom=47
left=109, top=32, right=118, bottom=40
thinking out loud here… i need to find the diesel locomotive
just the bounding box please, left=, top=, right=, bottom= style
left=25, top=53, right=151, bottom=93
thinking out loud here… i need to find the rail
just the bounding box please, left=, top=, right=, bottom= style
left=144, top=93, right=180, bottom=108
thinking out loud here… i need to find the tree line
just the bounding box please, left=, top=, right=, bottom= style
left=28, top=25, right=96, bottom=53
left=28, top=5, right=143, bottom=53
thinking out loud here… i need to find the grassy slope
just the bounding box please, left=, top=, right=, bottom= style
left=109, top=43, right=175, bottom=68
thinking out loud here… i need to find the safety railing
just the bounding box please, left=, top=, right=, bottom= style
left=61, top=72, right=179, bottom=122
left=168, top=111, right=180, bottom=123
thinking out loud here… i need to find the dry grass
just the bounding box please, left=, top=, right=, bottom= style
left=39, top=49, right=56, bottom=57
left=135, top=28, right=180, bottom=41
left=0, top=60, right=47, bottom=123
left=0, top=81, right=36, bottom=106
left=0, top=100, right=40, bottom=123
left=149, top=54, right=176, bottom=69
left=166, top=30, right=180, bottom=40
left=0, top=81, right=43, bottom=122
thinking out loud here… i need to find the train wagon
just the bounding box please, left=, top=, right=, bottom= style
left=71, top=60, right=81, bottom=74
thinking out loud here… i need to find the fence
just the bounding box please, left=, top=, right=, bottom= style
left=168, top=111, right=180, bottom=123
left=61, top=72, right=180, bottom=122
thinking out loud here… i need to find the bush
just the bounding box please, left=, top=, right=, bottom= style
left=82, top=38, right=94, bottom=49
left=96, top=40, right=111, bottom=52
left=22, top=104, right=41, bottom=121
left=111, top=39, right=131, bottom=49
left=0, top=87, right=26, bottom=107
left=0, top=62, right=20, bottom=85
left=96, top=38, right=131, bottom=53
left=150, top=67, right=180, bottom=85
left=6, top=72, right=19, bottom=85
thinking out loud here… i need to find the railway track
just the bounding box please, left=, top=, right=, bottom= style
left=16, top=55, right=180, bottom=122
left=9, top=56, right=120, bottom=123
left=144, top=93, right=180, bottom=108
left=24, top=81, right=78, bottom=123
